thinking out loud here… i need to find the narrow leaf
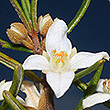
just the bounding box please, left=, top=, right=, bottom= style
left=84, top=64, right=104, bottom=96
left=73, top=80, right=87, bottom=92
left=0, top=62, right=24, bottom=110
left=0, top=39, right=33, bottom=53
left=30, top=0, right=38, bottom=31
left=67, top=0, right=91, bottom=34
left=10, top=0, right=32, bottom=32
left=21, top=0, right=30, bottom=22
left=75, top=65, right=104, bottom=110
left=25, top=0, right=31, bottom=13
left=0, top=52, right=42, bottom=84
left=74, top=59, right=105, bottom=81
left=3, top=90, right=26, bottom=110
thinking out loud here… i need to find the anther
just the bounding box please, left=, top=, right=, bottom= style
left=53, top=49, right=57, bottom=53
left=58, top=58, right=63, bottom=62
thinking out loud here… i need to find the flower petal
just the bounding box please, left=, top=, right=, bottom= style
left=46, top=19, right=72, bottom=56
left=70, top=51, right=109, bottom=70
left=0, top=80, right=12, bottom=100
left=20, top=81, right=40, bottom=109
left=23, top=54, right=50, bottom=71
left=83, top=93, right=110, bottom=109
left=96, top=79, right=105, bottom=92
left=46, top=71, right=75, bottom=98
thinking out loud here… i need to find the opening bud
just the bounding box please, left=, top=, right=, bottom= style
left=38, top=14, right=53, bottom=37
left=7, top=23, right=34, bottom=50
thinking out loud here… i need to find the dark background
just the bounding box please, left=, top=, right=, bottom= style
left=0, top=0, right=110, bottom=110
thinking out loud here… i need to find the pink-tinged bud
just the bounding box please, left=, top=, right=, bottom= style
left=38, top=14, right=53, bottom=37
left=7, top=23, right=34, bottom=50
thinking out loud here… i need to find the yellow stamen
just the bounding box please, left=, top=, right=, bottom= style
left=53, top=49, right=57, bottom=53
left=58, top=58, right=63, bottom=62
left=64, top=53, right=68, bottom=56
left=54, top=53, right=60, bottom=57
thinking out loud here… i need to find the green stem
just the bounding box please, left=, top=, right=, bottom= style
left=67, top=0, right=91, bottom=34
left=0, top=39, right=33, bottom=53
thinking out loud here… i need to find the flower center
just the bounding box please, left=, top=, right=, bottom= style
left=102, top=79, right=110, bottom=94
left=53, top=49, right=68, bottom=62
left=50, top=49, right=69, bottom=73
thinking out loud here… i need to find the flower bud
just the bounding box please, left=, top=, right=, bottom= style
left=7, top=23, right=34, bottom=50
left=38, top=14, right=53, bottom=36
left=7, top=23, right=28, bottom=43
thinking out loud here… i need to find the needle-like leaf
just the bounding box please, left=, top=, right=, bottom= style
left=10, top=0, right=32, bottom=32
left=74, top=59, right=105, bottom=81
left=67, top=0, right=91, bottom=34
left=21, top=0, right=30, bottom=22
left=0, top=59, right=24, bottom=109
left=3, top=90, right=26, bottom=110
left=0, top=39, right=33, bottom=53
left=30, top=0, right=38, bottom=31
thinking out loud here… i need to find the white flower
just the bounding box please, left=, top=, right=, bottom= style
left=83, top=79, right=110, bottom=109
left=0, top=80, right=12, bottom=100
left=0, top=80, right=41, bottom=110
left=22, top=19, right=109, bottom=98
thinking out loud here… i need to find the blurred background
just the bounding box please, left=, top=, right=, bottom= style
left=0, top=0, right=110, bottom=109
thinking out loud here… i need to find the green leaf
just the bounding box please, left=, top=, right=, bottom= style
left=0, top=51, right=42, bottom=84
left=30, top=0, right=38, bottom=31
left=0, top=39, right=33, bottom=53
left=25, top=0, right=31, bottom=13
left=74, top=59, right=105, bottom=81
left=67, top=0, right=91, bottom=34
left=73, top=80, right=87, bottom=93
left=84, top=64, right=104, bottom=96
left=3, top=90, right=26, bottom=110
left=75, top=64, right=104, bottom=110
left=21, top=0, right=31, bottom=22
left=24, top=70, right=42, bottom=83
left=75, top=98, right=84, bottom=110
left=0, top=58, right=24, bottom=109
left=10, top=0, right=32, bottom=32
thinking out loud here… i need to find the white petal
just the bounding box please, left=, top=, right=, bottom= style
left=23, top=54, right=50, bottom=71
left=46, top=71, right=75, bottom=98
left=70, top=51, right=109, bottom=70
left=0, top=80, right=12, bottom=100
left=69, top=47, right=77, bottom=59
left=83, top=93, right=110, bottom=109
left=46, top=19, right=72, bottom=56
left=20, top=81, right=40, bottom=109
left=16, top=96, right=26, bottom=105
left=96, top=79, right=105, bottom=92
left=0, top=80, right=6, bottom=87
